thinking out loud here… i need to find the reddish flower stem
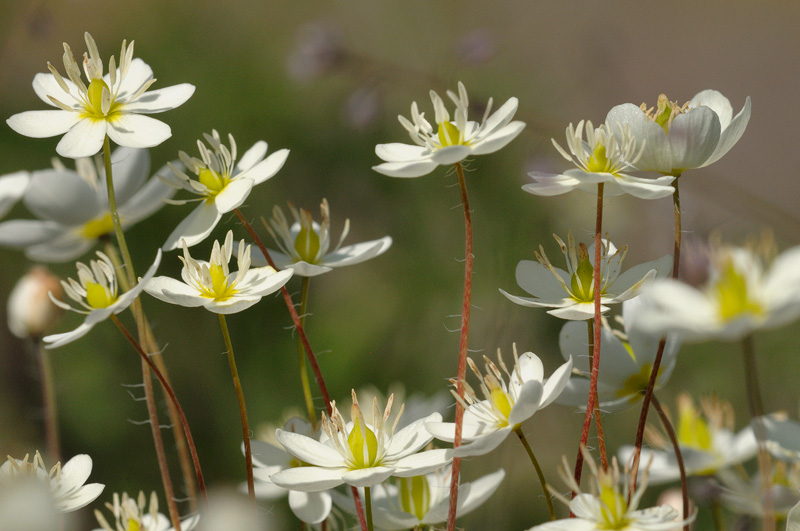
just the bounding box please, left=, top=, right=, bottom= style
left=573, top=183, right=607, bottom=489
left=446, top=162, right=473, bottom=531
left=111, top=314, right=208, bottom=505
left=651, top=395, right=689, bottom=531
left=629, top=180, right=681, bottom=499
left=234, top=209, right=367, bottom=531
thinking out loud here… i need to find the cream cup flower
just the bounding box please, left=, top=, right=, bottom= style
left=632, top=241, right=800, bottom=341
left=330, top=466, right=505, bottom=530
left=618, top=394, right=757, bottom=485
left=524, top=120, right=675, bottom=199
left=93, top=491, right=200, bottom=531
left=270, top=391, right=451, bottom=492
left=373, top=81, right=525, bottom=177
left=501, top=232, right=671, bottom=320
left=426, top=346, right=572, bottom=457
left=145, top=231, right=293, bottom=314
left=0, top=147, right=176, bottom=262
left=161, top=130, right=289, bottom=250
left=7, top=32, right=195, bottom=159
left=0, top=451, right=104, bottom=513
left=605, top=90, right=751, bottom=176
left=248, top=417, right=332, bottom=525
left=529, top=450, right=693, bottom=531
left=556, top=298, right=681, bottom=413
left=251, top=198, right=392, bottom=276
left=42, top=249, right=161, bottom=349
left=0, top=171, right=29, bottom=218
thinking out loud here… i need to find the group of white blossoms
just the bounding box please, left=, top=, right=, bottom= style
left=2, top=30, right=800, bottom=531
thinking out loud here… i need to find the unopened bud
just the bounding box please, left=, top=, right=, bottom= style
left=7, top=267, right=64, bottom=339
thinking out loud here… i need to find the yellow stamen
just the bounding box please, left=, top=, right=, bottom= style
left=490, top=387, right=513, bottom=424
left=126, top=519, right=141, bottom=531
left=586, top=143, right=610, bottom=173
left=294, top=225, right=320, bottom=263
left=85, top=282, right=114, bottom=309
left=570, top=250, right=595, bottom=302
left=437, top=121, right=462, bottom=147
left=715, top=261, right=763, bottom=321
left=198, top=168, right=229, bottom=202
left=677, top=398, right=713, bottom=451
left=206, top=264, right=237, bottom=301
left=81, top=213, right=114, bottom=239
left=348, top=418, right=378, bottom=468
left=599, top=482, right=629, bottom=528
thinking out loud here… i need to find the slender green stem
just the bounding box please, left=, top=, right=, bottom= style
left=110, top=315, right=209, bottom=505
left=651, top=395, right=689, bottom=531
left=102, top=136, right=180, bottom=530
left=574, top=182, right=606, bottom=488
left=297, top=277, right=317, bottom=429
left=34, top=338, right=60, bottom=462
left=365, top=486, right=374, bottom=531
left=629, top=178, right=682, bottom=500
left=218, top=314, right=255, bottom=502
left=515, top=428, right=555, bottom=520
left=742, top=334, right=775, bottom=531
left=711, top=500, right=725, bottom=531
left=104, top=240, right=199, bottom=510
left=447, top=162, right=474, bottom=531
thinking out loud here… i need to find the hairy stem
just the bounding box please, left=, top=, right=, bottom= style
left=447, top=162, right=474, bottom=531
left=297, top=277, right=317, bottom=429
left=515, top=428, right=555, bottom=520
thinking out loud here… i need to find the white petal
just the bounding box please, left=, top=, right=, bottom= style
left=690, top=90, right=733, bottom=129
left=392, top=448, right=452, bottom=476
left=321, top=236, right=393, bottom=268
left=285, top=262, right=333, bottom=277
left=0, top=220, right=64, bottom=248
left=102, top=147, right=151, bottom=206
left=444, top=469, right=506, bottom=520
left=58, top=454, right=93, bottom=490
left=162, top=203, right=222, bottom=250
left=375, top=143, right=429, bottom=162
left=606, top=103, right=672, bottom=173
left=479, top=97, right=520, bottom=135
left=56, top=482, right=104, bottom=512
left=469, top=121, right=525, bottom=155
left=0, top=172, right=30, bottom=218
left=32, top=72, right=80, bottom=106
left=214, top=178, right=253, bottom=213
left=513, top=352, right=544, bottom=383
left=144, top=277, right=208, bottom=308
left=452, top=430, right=511, bottom=458
left=702, top=96, right=751, bottom=167
left=548, top=303, right=602, bottom=321
left=507, top=381, right=543, bottom=425
left=430, top=145, right=470, bottom=165
left=275, top=429, right=344, bottom=468
left=288, top=490, right=332, bottom=524
left=204, top=296, right=263, bottom=314
left=667, top=106, right=721, bottom=172
left=270, top=466, right=345, bottom=492
left=26, top=235, right=92, bottom=263
left=238, top=267, right=293, bottom=297
left=122, top=83, right=196, bottom=113
left=24, top=169, right=99, bottom=225
left=514, top=260, right=571, bottom=300
left=107, top=114, right=171, bottom=148
left=612, top=254, right=672, bottom=294
left=523, top=172, right=580, bottom=197
left=539, top=356, right=574, bottom=409
left=118, top=165, right=178, bottom=224
left=112, top=59, right=154, bottom=99
left=385, top=413, right=440, bottom=458
left=241, top=148, right=289, bottom=186
left=42, top=320, right=96, bottom=349
left=341, top=467, right=396, bottom=487
left=7, top=110, right=81, bottom=139
left=372, top=160, right=439, bottom=178
left=235, top=141, right=268, bottom=172
left=56, top=118, right=107, bottom=158
left=615, top=174, right=676, bottom=200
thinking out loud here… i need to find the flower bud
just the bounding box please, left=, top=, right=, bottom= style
left=7, top=267, right=64, bottom=339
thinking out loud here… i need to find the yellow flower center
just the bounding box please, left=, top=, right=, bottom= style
left=399, top=475, right=431, bottom=521
left=570, top=253, right=596, bottom=302
left=490, top=387, right=513, bottom=426
left=348, top=418, right=379, bottom=469
left=437, top=121, right=463, bottom=147
left=198, top=168, right=230, bottom=203
left=616, top=363, right=659, bottom=403
left=85, top=78, right=121, bottom=119
left=203, top=263, right=237, bottom=301
left=294, top=225, right=320, bottom=263
left=81, top=212, right=114, bottom=239
left=586, top=144, right=611, bottom=174
left=715, top=261, right=763, bottom=322
left=126, top=519, right=141, bottom=531
left=598, top=483, right=630, bottom=529
left=85, top=282, right=115, bottom=309
left=677, top=402, right=712, bottom=452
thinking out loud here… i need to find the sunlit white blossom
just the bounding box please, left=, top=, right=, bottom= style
left=93, top=491, right=199, bottom=531
left=7, top=32, right=195, bottom=158
left=373, top=81, right=525, bottom=177
left=501, top=232, right=671, bottom=320
left=0, top=171, right=29, bottom=218
left=160, top=130, right=288, bottom=251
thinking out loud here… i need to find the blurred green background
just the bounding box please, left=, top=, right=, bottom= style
left=1, top=0, right=799, bottom=528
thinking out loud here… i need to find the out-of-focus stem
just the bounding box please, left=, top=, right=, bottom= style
left=515, top=428, right=555, bottom=520
left=446, top=162, right=473, bottom=531
left=651, top=395, right=689, bottom=531
left=297, top=277, right=317, bottom=429
left=34, top=339, right=60, bottom=462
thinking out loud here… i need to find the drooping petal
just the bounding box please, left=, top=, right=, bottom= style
left=7, top=110, right=82, bottom=139
left=523, top=172, right=581, bottom=196
left=56, top=118, right=107, bottom=158
left=375, top=143, right=430, bottom=162
left=372, top=160, right=439, bottom=178
left=24, top=169, right=99, bottom=225
left=452, top=429, right=511, bottom=458
left=270, top=466, right=345, bottom=492
left=204, top=295, right=264, bottom=314
left=162, top=203, right=222, bottom=250
left=322, top=236, right=393, bottom=268
left=106, top=114, right=171, bottom=149
left=42, top=321, right=96, bottom=349
left=275, top=429, right=344, bottom=468
left=548, top=303, right=604, bottom=321
left=615, top=174, right=676, bottom=200
left=288, top=490, right=332, bottom=524
left=122, top=83, right=196, bottom=113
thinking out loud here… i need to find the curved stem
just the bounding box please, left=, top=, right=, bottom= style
left=742, top=334, right=775, bottom=531
left=218, top=314, right=255, bottom=503
left=515, top=428, right=555, bottom=520
left=110, top=315, right=208, bottom=505
left=103, top=137, right=180, bottom=530
left=629, top=178, right=682, bottom=499
left=574, top=182, right=606, bottom=488
left=447, top=162, right=474, bottom=531
left=34, top=338, right=60, bottom=462
left=297, top=277, right=317, bottom=429
left=365, top=486, right=374, bottom=531
left=651, top=395, right=689, bottom=531
left=234, top=209, right=331, bottom=409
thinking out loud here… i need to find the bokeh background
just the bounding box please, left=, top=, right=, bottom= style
left=1, top=0, right=799, bottom=528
